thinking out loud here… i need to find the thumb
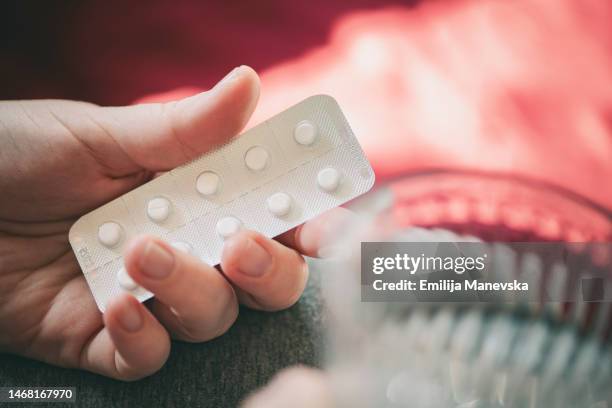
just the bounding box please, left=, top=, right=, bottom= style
left=96, top=65, right=260, bottom=172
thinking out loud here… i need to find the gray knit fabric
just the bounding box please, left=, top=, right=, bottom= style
left=0, top=268, right=325, bottom=408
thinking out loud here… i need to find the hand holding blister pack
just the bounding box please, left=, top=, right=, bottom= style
left=69, top=95, right=375, bottom=311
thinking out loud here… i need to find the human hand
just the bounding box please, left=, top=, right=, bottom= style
left=242, top=367, right=333, bottom=408
left=0, top=66, right=351, bottom=380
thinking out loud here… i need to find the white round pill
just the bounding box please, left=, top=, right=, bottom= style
left=196, top=171, right=220, bottom=196
left=317, top=167, right=341, bottom=192
left=216, top=216, right=242, bottom=239
left=267, top=192, right=292, bottom=217
left=294, top=120, right=318, bottom=146
left=147, top=197, right=171, bottom=222
left=171, top=241, right=193, bottom=254
left=98, top=222, right=123, bottom=247
left=117, top=267, right=139, bottom=291
left=244, top=146, right=269, bottom=171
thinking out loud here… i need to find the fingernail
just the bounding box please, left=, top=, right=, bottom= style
left=233, top=237, right=272, bottom=277
left=216, top=65, right=245, bottom=89
left=139, top=240, right=175, bottom=279
left=118, top=299, right=143, bottom=332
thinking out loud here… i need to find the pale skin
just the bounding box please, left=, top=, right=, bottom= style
left=0, top=66, right=352, bottom=381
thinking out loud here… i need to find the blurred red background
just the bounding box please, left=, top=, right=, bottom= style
left=1, top=0, right=610, bottom=238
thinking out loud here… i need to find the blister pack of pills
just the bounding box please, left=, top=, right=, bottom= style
left=69, top=95, right=375, bottom=311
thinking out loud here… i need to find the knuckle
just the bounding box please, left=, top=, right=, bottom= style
left=114, top=352, right=168, bottom=382
left=174, top=300, right=238, bottom=343
left=174, top=321, right=212, bottom=343
left=115, top=370, right=148, bottom=382
left=176, top=330, right=208, bottom=343
left=212, top=304, right=239, bottom=338
left=273, top=257, right=309, bottom=310
left=278, top=288, right=303, bottom=310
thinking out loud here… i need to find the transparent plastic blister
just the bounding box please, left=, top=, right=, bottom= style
left=83, top=258, right=153, bottom=310
left=122, top=172, right=190, bottom=235
left=69, top=197, right=138, bottom=273
left=69, top=95, right=375, bottom=311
